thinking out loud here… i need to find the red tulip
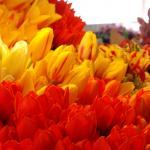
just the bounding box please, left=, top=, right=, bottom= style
left=79, top=78, right=105, bottom=105
left=55, top=137, right=75, bottom=150
left=65, top=104, right=97, bottom=142
left=17, top=116, right=39, bottom=140
left=75, top=139, right=92, bottom=150
left=32, top=129, right=59, bottom=150
left=92, top=96, right=136, bottom=134
left=93, top=137, right=111, bottom=150
left=44, top=85, right=69, bottom=109
left=0, top=84, right=14, bottom=122
left=107, top=125, right=146, bottom=150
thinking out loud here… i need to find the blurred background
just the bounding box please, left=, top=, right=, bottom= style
left=66, top=0, right=150, bottom=44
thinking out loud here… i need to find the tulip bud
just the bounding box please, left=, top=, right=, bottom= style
left=18, top=69, right=35, bottom=95
left=79, top=77, right=105, bottom=105
left=78, top=31, right=97, bottom=60
left=103, top=80, right=121, bottom=97
left=29, top=27, right=53, bottom=62
left=0, top=38, right=9, bottom=61
left=62, top=84, right=78, bottom=104
left=2, top=41, right=29, bottom=80
left=94, top=52, right=111, bottom=78
left=102, top=58, right=127, bottom=81
left=62, top=60, right=93, bottom=94
left=130, top=87, right=150, bottom=121
left=47, top=45, right=76, bottom=83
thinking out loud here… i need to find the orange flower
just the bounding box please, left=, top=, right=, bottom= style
left=130, top=87, right=150, bottom=121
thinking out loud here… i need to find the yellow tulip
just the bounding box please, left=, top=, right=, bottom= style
left=2, top=40, right=29, bottom=80
left=26, top=0, right=61, bottom=26
left=102, top=58, right=128, bottom=81
left=0, top=38, right=9, bottom=61
left=18, top=68, right=35, bottom=95
left=78, top=31, right=97, bottom=60
left=47, top=45, right=76, bottom=83
left=62, top=60, right=93, bottom=94
left=94, top=52, right=111, bottom=78
left=29, top=27, right=54, bottom=62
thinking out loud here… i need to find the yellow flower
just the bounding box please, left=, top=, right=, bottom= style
left=47, top=45, right=77, bottom=83
left=102, top=58, right=128, bottom=81
left=26, top=0, right=61, bottom=27
left=94, top=52, right=111, bottom=78
left=62, top=60, right=93, bottom=94
left=18, top=68, right=35, bottom=95
left=78, top=31, right=97, bottom=60
left=0, top=38, right=9, bottom=61
left=1, top=40, right=29, bottom=80
left=0, top=0, right=61, bottom=46
left=29, top=27, right=54, bottom=62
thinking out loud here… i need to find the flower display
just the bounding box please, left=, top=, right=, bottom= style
left=0, top=0, right=150, bottom=149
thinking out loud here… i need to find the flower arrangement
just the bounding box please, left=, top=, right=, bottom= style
left=0, top=0, right=149, bottom=149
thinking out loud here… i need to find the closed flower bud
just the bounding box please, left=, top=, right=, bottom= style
left=29, top=27, right=53, bottom=62
left=78, top=31, right=97, bottom=60
left=2, top=41, right=29, bottom=80
left=47, top=45, right=76, bottom=83
left=102, top=58, right=127, bottom=81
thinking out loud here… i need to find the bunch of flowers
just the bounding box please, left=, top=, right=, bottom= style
left=0, top=0, right=150, bottom=149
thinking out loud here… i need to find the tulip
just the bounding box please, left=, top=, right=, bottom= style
left=129, top=87, right=150, bottom=121
left=78, top=31, right=97, bottom=60
left=107, top=125, right=146, bottom=150
left=29, top=27, right=54, bottom=62
left=94, top=52, right=111, bottom=78
left=93, top=137, right=111, bottom=150
left=103, top=80, right=121, bottom=98
left=26, top=0, right=62, bottom=26
left=102, top=58, right=128, bottom=81
left=79, top=77, right=105, bottom=105
left=65, top=104, right=97, bottom=142
left=119, top=82, right=135, bottom=96
left=32, top=129, right=59, bottom=150
left=47, top=45, right=76, bottom=83
left=62, top=60, right=93, bottom=94
left=0, top=84, right=14, bottom=122
left=0, top=38, right=9, bottom=61
left=62, top=84, right=78, bottom=104
left=18, top=69, right=35, bottom=95
left=2, top=41, right=29, bottom=80
left=129, top=50, right=150, bottom=80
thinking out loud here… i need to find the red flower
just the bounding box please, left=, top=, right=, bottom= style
left=0, top=83, right=15, bottom=122
left=79, top=78, right=105, bottom=105
left=75, top=139, right=92, bottom=150
left=49, top=0, right=85, bottom=48
left=32, top=128, right=61, bottom=150
left=17, top=116, right=39, bottom=140
left=55, top=137, right=75, bottom=150
left=107, top=125, right=146, bottom=150
left=130, top=89, right=150, bottom=121
left=65, top=104, right=97, bottom=142
left=2, top=139, right=32, bottom=150
left=93, top=137, right=111, bottom=150
left=92, top=96, right=135, bottom=133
